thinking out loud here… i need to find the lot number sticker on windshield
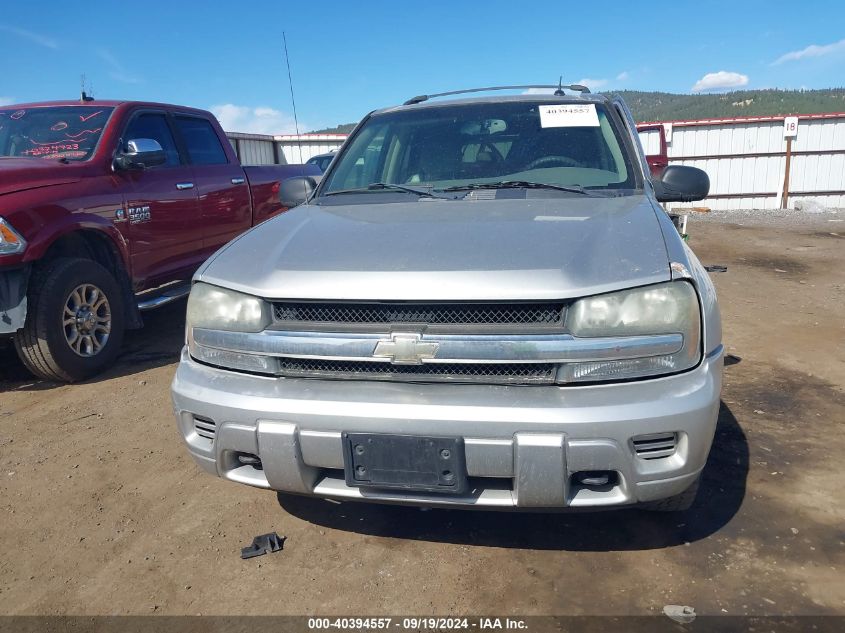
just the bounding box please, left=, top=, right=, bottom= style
left=539, top=104, right=600, bottom=128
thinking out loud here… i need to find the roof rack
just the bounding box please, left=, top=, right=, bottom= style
left=403, top=84, right=591, bottom=106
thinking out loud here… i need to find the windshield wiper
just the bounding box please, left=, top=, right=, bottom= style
left=367, top=182, right=450, bottom=198
left=323, top=183, right=448, bottom=199
left=442, top=181, right=591, bottom=195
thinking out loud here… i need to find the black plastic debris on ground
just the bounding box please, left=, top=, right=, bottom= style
left=704, top=264, right=728, bottom=273
left=241, top=533, right=286, bottom=559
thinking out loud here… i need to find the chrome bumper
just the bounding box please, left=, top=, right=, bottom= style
left=172, top=346, right=723, bottom=509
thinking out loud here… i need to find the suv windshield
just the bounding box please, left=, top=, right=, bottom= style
left=0, top=106, right=114, bottom=161
left=321, top=101, right=637, bottom=196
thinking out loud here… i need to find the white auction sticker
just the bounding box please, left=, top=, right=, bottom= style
left=539, top=104, right=600, bottom=128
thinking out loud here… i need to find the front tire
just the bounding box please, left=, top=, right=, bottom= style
left=14, top=257, right=125, bottom=382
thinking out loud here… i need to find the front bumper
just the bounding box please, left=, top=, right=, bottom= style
left=171, top=346, right=723, bottom=509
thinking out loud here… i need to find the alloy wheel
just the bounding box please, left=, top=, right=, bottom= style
left=63, top=283, right=112, bottom=357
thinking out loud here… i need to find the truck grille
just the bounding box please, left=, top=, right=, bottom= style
left=273, top=301, right=566, bottom=327
left=278, top=358, right=557, bottom=385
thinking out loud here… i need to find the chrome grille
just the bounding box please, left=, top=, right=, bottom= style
left=278, top=358, right=556, bottom=385
left=272, top=301, right=565, bottom=327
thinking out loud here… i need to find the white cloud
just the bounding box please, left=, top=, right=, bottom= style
left=0, top=97, right=15, bottom=106
left=576, top=77, right=608, bottom=91
left=97, top=48, right=142, bottom=84
left=691, top=71, right=749, bottom=92
left=0, top=24, right=57, bottom=49
left=773, top=38, right=845, bottom=64
left=616, top=71, right=630, bottom=81
left=211, top=104, right=304, bottom=135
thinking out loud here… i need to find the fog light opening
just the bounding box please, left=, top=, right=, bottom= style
left=237, top=452, right=263, bottom=470
left=574, top=471, right=617, bottom=488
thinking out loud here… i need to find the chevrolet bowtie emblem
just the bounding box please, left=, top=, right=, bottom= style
left=373, top=333, right=439, bottom=365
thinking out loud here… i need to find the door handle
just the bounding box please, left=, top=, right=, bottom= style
left=231, top=177, right=245, bottom=185
left=176, top=182, right=195, bottom=190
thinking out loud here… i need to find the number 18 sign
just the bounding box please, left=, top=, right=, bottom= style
left=783, top=116, right=798, bottom=138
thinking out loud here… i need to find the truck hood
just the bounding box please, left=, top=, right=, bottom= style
left=0, top=157, right=82, bottom=196
left=198, top=194, right=671, bottom=301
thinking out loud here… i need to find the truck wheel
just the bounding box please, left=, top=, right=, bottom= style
left=14, top=257, right=125, bottom=383
left=640, top=476, right=700, bottom=512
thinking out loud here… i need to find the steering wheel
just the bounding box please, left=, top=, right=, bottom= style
left=524, top=155, right=584, bottom=170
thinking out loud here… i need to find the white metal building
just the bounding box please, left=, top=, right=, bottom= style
left=276, top=134, right=348, bottom=164
left=225, top=132, right=346, bottom=166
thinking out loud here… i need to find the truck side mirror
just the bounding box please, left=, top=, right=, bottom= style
left=654, top=165, right=709, bottom=203
left=279, top=176, right=317, bottom=208
left=114, top=138, right=166, bottom=170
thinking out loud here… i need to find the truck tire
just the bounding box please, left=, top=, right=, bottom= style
left=14, top=257, right=125, bottom=383
left=640, top=476, right=700, bottom=512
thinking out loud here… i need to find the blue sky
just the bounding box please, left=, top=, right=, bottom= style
left=1, top=0, right=843, bottom=133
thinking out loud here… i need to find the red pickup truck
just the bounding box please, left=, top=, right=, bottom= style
left=0, top=99, right=320, bottom=382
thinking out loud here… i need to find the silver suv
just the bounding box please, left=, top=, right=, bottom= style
left=172, top=85, right=722, bottom=511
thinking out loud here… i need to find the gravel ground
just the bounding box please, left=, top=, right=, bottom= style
left=673, top=205, right=843, bottom=229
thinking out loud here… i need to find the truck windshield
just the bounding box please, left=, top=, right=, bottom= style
left=0, top=106, right=114, bottom=161
left=321, top=101, right=638, bottom=196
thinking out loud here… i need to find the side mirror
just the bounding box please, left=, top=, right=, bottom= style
left=279, top=176, right=317, bottom=208
left=654, top=165, right=709, bottom=203
left=114, top=138, right=166, bottom=170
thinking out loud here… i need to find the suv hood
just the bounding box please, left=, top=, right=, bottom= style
left=198, top=195, right=671, bottom=301
left=0, top=157, right=83, bottom=196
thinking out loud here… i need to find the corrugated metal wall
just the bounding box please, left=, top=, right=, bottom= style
left=226, top=133, right=279, bottom=166
left=276, top=135, right=346, bottom=164
left=639, top=129, right=662, bottom=156
left=225, top=132, right=346, bottom=166
left=638, top=113, right=845, bottom=210
left=787, top=117, right=845, bottom=208
left=238, top=139, right=276, bottom=166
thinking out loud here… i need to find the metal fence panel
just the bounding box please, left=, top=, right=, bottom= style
left=639, top=113, right=845, bottom=210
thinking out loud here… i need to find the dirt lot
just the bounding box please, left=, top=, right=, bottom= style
left=1, top=214, right=844, bottom=617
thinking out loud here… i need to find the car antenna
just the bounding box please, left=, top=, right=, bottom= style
left=554, top=76, right=566, bottom=97
left=282, top=32, right=306, bottom=181
left=80, top=73, right=94, bottom=102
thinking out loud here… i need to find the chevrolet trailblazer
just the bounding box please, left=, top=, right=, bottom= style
left=172, top=85, right=722, bottom=511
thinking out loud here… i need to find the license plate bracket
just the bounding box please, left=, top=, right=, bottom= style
left=342, top=432, right=467, bottom=494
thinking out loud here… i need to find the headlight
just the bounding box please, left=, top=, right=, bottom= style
left=0, top=218, right=27, bottom=255
left=559, top=281, right=701, bottom=382
left=186, top=283, right=271, bottom=332
left=186, top=283, right=276, bottom=374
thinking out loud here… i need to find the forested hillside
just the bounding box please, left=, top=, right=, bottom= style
left=309, top=122, right=358, bottom=134
left=616, top=88, right=845, bottom=121
left=310, top=88, right=845, bottom=132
